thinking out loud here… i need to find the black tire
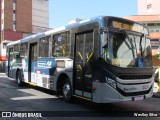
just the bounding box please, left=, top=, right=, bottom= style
left=62, top=80, right=73, bottom=102
left=16, top=71, right=23, bottom=86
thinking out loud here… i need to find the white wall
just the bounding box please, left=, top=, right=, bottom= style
left=138, top=0, right=160, bottom=15
left=32, top=0, right=49, bottom=33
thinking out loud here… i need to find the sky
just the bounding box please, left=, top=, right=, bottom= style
left=49, top=0, right=138, bottom=29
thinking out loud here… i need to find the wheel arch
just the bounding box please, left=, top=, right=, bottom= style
left=56, top=73, right=71, bottom=94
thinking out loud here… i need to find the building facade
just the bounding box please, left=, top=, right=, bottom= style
left=0, top=0, right=49, bottom=64
left=125, top=15, right=160, bottom=54
left=138, top=0, right=160, bottom=15
left=32, top=0, right=49, bottom=34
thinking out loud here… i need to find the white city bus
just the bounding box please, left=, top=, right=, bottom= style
left=6, top=16, right=154, bottom=103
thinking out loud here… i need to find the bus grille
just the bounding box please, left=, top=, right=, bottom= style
left=119, top=75, right=152, bottom=80
left=117, top=86, right=152, bottom=97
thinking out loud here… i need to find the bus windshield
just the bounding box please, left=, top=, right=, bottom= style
left=103, top=30, right=152, bottom=68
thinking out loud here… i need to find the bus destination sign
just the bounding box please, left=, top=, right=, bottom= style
left=112, top=21, right=145, bottom=33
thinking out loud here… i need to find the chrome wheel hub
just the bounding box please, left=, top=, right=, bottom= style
left=17, top=76, right=20, bottom=84
left=63, top=84, right=71, bottom=98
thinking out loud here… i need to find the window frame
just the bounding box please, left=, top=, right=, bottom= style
left=20, top=42, right=28, bottom=58
left=39, top=36, right=50, bottom=58
left=52, top=31, right=70, bottom=58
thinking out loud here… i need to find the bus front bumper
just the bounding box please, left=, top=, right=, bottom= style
left=92, top=77, right=154, bottom=103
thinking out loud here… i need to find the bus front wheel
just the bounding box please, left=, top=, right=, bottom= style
left=16, top=71, right=23, bottom=86
left=62, top=80, right=73, bottom=102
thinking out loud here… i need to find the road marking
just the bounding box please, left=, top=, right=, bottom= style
left=10, top=89, right=58, bottom=100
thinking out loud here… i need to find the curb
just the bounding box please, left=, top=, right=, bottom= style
left=0, top=73, right=6, bottom=76
left=0, top=73, right=5, bottom=74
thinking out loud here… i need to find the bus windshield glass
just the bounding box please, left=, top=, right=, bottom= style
left=103, top=30, right=152, bottom=68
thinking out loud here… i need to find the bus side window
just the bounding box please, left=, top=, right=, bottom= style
left=14, top=44, right=21, bottom=65
left=20, top=42, right=28, bottom=71
left=52, top=32, right=70, bottom=57
left=20, top=42, right=28, bottom=59
left=39, top=37, right=49, bottom=58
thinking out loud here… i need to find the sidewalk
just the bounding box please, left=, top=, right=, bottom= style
left=0, top=72, right=6, bottom=77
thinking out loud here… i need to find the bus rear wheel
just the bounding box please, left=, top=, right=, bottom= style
left=62, top=80, right=73, bottom=102
left=16, top=71, right=23, bottom=86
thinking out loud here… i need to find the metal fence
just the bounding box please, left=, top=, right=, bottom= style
left=0, top=61, right=5, bottom=73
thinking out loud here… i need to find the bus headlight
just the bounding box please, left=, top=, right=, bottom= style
left=106, top=77, right=116, bottom=89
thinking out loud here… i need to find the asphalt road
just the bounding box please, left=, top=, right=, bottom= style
left=0, top=73, right=160, bottom=120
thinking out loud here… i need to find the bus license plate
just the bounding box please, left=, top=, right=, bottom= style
left=134, top=96, right=144, bottom=101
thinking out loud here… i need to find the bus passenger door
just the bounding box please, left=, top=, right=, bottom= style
left=74, top=32, right=94, bottom=99
left=29, top=43, right=38, bottom=83
left=8, top=47, right=14, bottom=77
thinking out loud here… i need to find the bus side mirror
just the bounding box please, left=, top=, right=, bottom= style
left=102, top=33, right=108, bottom=48
left=100, top=27, right=108, bottom=48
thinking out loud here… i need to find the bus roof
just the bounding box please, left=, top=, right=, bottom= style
left=7, top=32, right=45, bottom=46
left=45, top=16, right=105, bottom=36
left=7, top=16, right=147, bottom=47
left=7, top=16, right=105, bottom=46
